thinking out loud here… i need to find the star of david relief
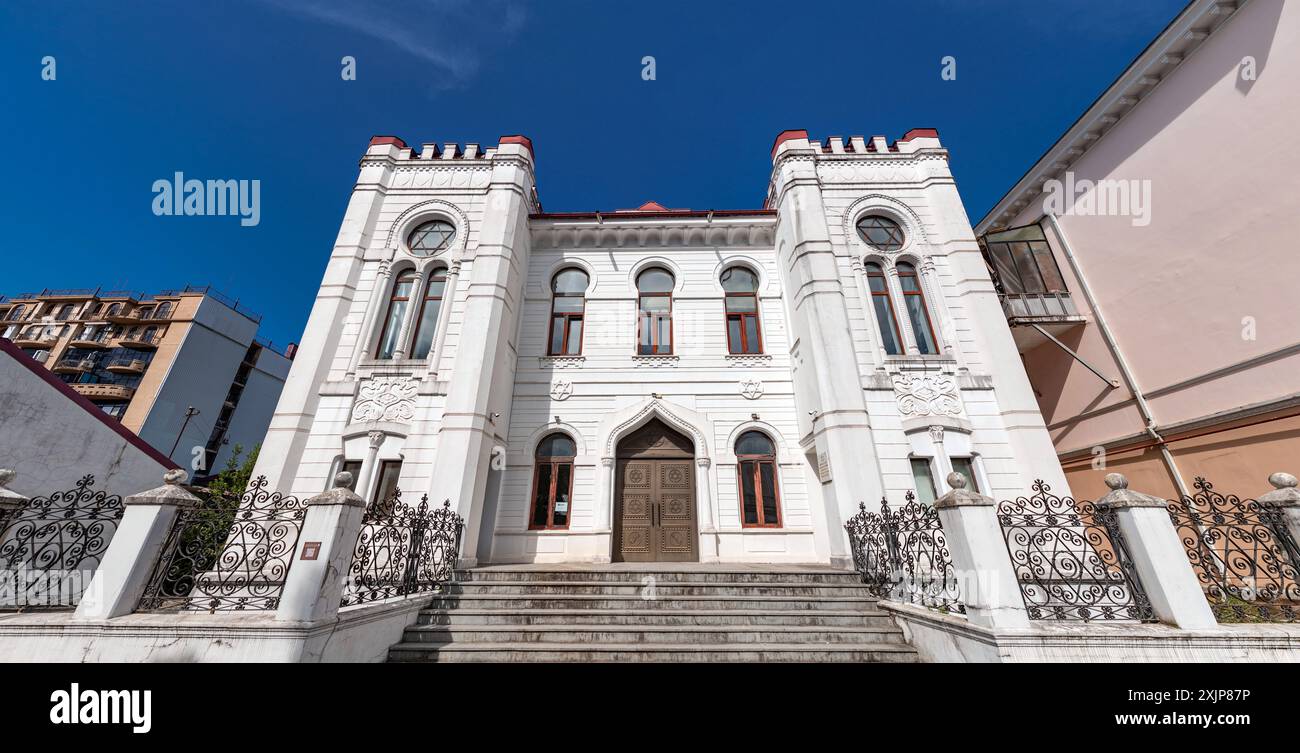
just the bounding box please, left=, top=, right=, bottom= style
left=549, top=380, right=573, bottom=401
left=407, top=219, right=456, bottom=257
left=892, top=372, right=963, bottom=417
left=351, top=377, right=419, bottom=423
left=739, top=379, right=764, bottom=400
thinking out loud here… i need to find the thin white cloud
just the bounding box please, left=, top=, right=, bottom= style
left=254, top=0, right=526, bottom=85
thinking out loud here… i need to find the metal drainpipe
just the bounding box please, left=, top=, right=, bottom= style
left=1042, top=213, right=1189, bottom=497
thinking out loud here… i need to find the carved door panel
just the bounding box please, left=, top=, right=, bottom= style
left=655, top=460, right=697, bottom=562
left=614, top=459, right=698, bottom=562
left=615, top=460, right=656, bottom=562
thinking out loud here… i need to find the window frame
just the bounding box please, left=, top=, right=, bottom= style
left=735, top=431, right=782, bottom=529
left=548, top=269, right=588, bottom=356
left=896, top=261, right=939, bottom=355
left=371, top=459, right=403, bottom=508
left=406, top=219, right=457, bottom=258
left=856, top=215, right=906, bottom=253
left=529, top=434, right=576, bottom=531
left=865, top=261, right=904, bottom=356
left=636, top=268, right=674, bottom=356
left=409, top=267, right=448, bottom=360
left=375, top=270, right=418, bottom=359
left=721, top=267, right=763, bottom=355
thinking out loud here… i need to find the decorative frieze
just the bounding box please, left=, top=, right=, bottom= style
left=892, top=372, right=963, bottom=417
left=351, top=377, right=419, bottom=423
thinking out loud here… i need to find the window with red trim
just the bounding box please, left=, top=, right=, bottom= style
left=721, top=266, right=762, bottom=354
left=530, top=433, right=576, bottom=530
left=736, top=431, right=781, bottom=527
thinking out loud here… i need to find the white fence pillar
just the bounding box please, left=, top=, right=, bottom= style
left=0, top=469, right=25, bottom=528
left=1259, top=472, right=1300, bottom=550
left=75, top=470, right=201, bottom=620
left=276, top=472, right=366, bottom=623
left=933, top=473, right=1029, bottom=629
left=1096, top=473, right=1216, bottom=630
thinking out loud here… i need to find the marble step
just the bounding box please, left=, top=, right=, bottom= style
left=402, top=623, right=905, bottom=645
left=456, top=568, right=863, bottom=585
left=416, top=607, right=895, bottom=627
left=425, top=593, right=882, bottom=611
left=447, top=580, right=872, bottom=597
left=387, top=641, right=919, bottom=663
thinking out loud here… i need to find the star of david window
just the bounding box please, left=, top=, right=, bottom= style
left=856, top=215, right=905, bottom=252
left=407, top=220, right=456, bottom=257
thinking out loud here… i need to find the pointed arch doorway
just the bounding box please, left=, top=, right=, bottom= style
left=612, top=418, right=698, bottom=562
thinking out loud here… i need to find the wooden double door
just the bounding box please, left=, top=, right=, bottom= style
left=613, top=420, right=698, bottom=563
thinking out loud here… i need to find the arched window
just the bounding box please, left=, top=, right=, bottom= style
left=548, top=268, right=588, bottom=356
left=56, top=304, right=74, bottom=321
left=897, top=262, right=938, bottom=354
left=407, top=220, right=456, bottom=257
left=857, top=215, right=905, bottom=252
left=106, top=303, right=121, bottom=317
left=866, top=262, right=903, bottom=355
left=721, top=266, right=761, bottom=354
left=636, top=267, right=674, bottom=355
left=155, top=302, right=172, bottom=319
left=375, top=270, right=417, bottom=359
left=7, top=305, right=25, bottom=321
left=736, top=431, right=781, bottom=527
left=409, top=267, right=447, bottom=360
left=530, top=433, right=576, bottom=530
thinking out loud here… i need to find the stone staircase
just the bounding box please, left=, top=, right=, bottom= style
left=386, top=565, right=918, bottom=662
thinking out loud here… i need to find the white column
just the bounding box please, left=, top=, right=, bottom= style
left=929, top=425, right=954, bottom=494
left=595, top=457, right=615, bottom=533
left=1259, top=472, right=1300, bottom=547
left=347, top=258, right=393, bottom=377
left=353, top=430, right=385, bottom=505
left=76, top=470, right=201, bottom=620
left=918, top=258, right=958, bottom=357
left=1095, top=473, right=1216, bottom=629
left=428, top=258, right=462, bottom=376
left=696, top=458, right=719, bottom=562
left=0, top=469, right=24, bottom=530
left=933, top=472, right=1029, bottom=629
left=276, top=472, right=367, bottom=623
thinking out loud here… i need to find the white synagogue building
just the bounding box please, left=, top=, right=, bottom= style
left=251, top=128, right=1067, bottom=569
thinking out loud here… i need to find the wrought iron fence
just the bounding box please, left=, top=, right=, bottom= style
left=137, top=476, right=306, bottom=613
left=0, top=475, right=124, bottom=611
left=1167, top=477, right=1300, bottom=623
left=340, top=490, right=464, bottom=608
left=844, top=492, right=965, bottom=614
left=997, top=480, right=1155, bottom=622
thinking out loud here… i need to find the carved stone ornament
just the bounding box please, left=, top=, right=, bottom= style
left=352, top=377, right=419, bottom=423
left=739, top=379, right=764, bottom=400
left=550, top=381, right=573, bottom=401
left=892, top=372, right=962, bottom=417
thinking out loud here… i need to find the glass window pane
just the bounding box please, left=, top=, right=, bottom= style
left=906, top=296, right=937, bottom=354
left=743, top=316, right=760, bottom=353
left=720, top=267, right=757, bottom=292
left=550, top=317, right=566, bottom=355
left=636, top=268, right=674, bottom=293
left=950, top=457, right=979, bottom=492
left=537, top=433, right=576, bottom=458
left=553, top=463, right=572, bottom=526
left=376, top=300, right=408, bottom=359
left=411, top=299, right=441, bottom=359
left=759, top=462, right=778, bottom=524
left=393, top=276, right=415, bottom=298
left=640, top=296, right=669, bottom=312
left=566, top=319, right=583, bottom=355
left=341, top=461, right=362, bottom=491
left=988, top=244, right=1025, bottom=294
left=1009, top=242, right=1046, bottom=293
left=911, top=458, right=937, bottom=505
left=739, top=461, right=758, bottom=525
left=725, top=296, right=757, bottom=312
left=532, top=464, right=553, bottom=527
left=374, top=461, right=402, bottom=507
left=425, top=279, right=447, bottom=298
left=552, top=296, right=584, bottom=313
left=657, top=317, right=671, bottom=353
left=735, top=430, right=774, bottom=456
left=727, top=318, right=742, bottom=353
left=552, top=269, right=589, bottom=294
left=639, top=316, right=653, bottom=355
left=872, top=297, right=902, bottom=355
left=1030, top=242, right=1067, bottom=292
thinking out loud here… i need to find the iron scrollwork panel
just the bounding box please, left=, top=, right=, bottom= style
left=137, top=476, right=306, bottom=612
left=844, top=492, right=965, bottom=614
left=1167, top=477, right=1300, bottom=623
left=997, top=480, right=1154, bottom=622
left=340, top=490, right=464, bottom=607
left=0, top=475, right=124, bottom=611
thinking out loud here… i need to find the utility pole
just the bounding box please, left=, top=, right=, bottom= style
left=169, top=406, right=201, bottom=459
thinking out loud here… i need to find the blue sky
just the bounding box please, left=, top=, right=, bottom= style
left=0, top=0, right=1188, bottom=347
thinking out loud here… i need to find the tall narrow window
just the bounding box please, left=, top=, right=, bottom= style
left=736, top=431, right=781, bottom=527
left=548, top=269, right=588, bottom=356
left=339, top=460, right=362, bottom=491
left=7, top=306, right=24, bottom=321
left=910, top=458, right=937, bottom=505
left=372, top=460, right=402, bottom=508
left=410, top=268, right=447, bottom=360
left=376, top=270, right=416, bottom=359
left=721, top=267, right=762, bottom=354
left=897, top=262, right=938, bottom=355
left=636, top=268, right=674, bottom=355
left=866, top=262, right=903, bottom=355
left=530, top=433, right=576, bottom=530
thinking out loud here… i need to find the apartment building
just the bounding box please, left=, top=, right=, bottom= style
left=0, top=285, right=293, bottom=474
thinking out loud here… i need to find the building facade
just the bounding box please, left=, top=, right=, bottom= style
left=0, top=286, right=292, bottom=473
left=974, top=0, right=1296, bottom=500
left=253, top=128, right=1066, bottom=567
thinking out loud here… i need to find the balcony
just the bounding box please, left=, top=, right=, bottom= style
left=118, top=331, right=162, bottom=349
left=105, top=357, right=148, bottom=375
left=70, top=331, right=113, bottom=348
left=999, top=291, right=1082, bottom=323
left=70, top=383, right=136, bottom=402
left=11, top=333, right=60, bottom=348
left=53, top=357, right=98, bottom=375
